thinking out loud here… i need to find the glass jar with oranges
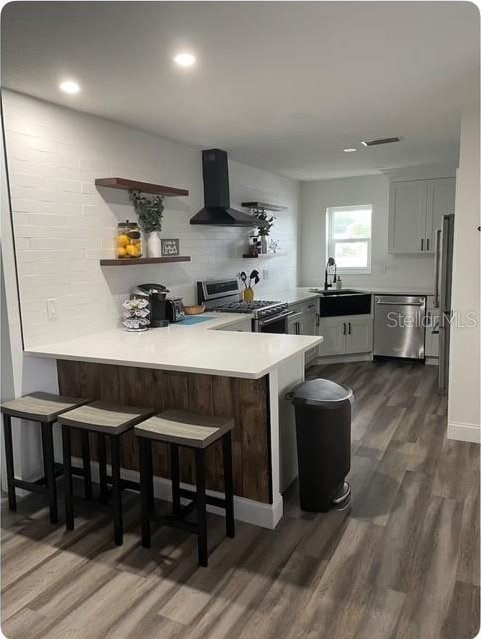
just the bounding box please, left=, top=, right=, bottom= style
left=116, top=220, right=142, bottom=259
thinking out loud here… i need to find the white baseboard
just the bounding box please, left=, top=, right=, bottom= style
left=447, top=422, right=480, bottom=444
left=309, top=352, right=373, bottom=366
left=72, top=457, right=283, bottom=530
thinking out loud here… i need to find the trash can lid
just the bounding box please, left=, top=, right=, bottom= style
left=290, top=378, right=354, bottom=408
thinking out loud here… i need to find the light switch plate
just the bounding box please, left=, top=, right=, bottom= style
left=46, top=298, right=57, bottom=320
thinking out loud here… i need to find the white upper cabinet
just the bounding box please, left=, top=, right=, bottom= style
left=424, top=178, right=456, bottom=253
left=389, top=180, right=427, bottom=254
left=388, top=178, right=455, bottom=254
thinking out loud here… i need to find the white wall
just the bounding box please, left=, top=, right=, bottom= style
left=3, top=90, right=300, bottom=349
left=299, top=174, right=436, bottom=289
left=448, top=107, right=480, bottom=442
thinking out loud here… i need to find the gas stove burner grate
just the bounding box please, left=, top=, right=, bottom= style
left=210, top=300, right=282, bottom=313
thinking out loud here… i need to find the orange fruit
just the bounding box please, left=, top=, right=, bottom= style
left=126, top=245, right=141, bottom=257
left=117, top=246, right=127, bottom=258
left=117, top=234, right=129, bottom=247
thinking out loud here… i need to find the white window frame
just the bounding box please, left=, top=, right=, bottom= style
left=326, top=204, right=372, bottom=275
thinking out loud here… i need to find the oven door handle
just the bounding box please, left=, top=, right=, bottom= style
left=288, top=311, right=303, bottom=320
left=259, top=310, right=295, bottom=326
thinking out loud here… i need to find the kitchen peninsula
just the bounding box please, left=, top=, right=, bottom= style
left=26, top=314, right=322, bottom=528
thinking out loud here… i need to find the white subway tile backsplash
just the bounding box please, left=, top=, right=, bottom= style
left=13, top=199, right=82, bottom=215
left=4, top=90, right=299, bottom=348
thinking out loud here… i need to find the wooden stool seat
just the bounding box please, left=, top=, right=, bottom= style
left=1, top=392, right=88, bottom=524
left=135, top=410, right=235, bottom=567
left=59, top=401, right=153, bottom=546
left=134, top=409, right=234, bottom=448
left=1, top=392, right=88, bottom=423
left=58, top=401, right=152, bottom=434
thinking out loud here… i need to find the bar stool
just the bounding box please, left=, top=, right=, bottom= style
left=135, top=409, right=235, bottom=567
left=58, top=401, right=153, bottom=545
left=0, top=392, right=89, bottom=523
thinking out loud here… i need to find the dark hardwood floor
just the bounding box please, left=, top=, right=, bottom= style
left=1, top=361, right=479, bottom=638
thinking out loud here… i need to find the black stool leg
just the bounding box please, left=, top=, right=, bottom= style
left=3, top=414, right=17, bottom=511
left=195, top=449, right=208, bottom=567
left=110, top=435, right=123, bottom=545
left=139, top=437, right=152, bottom=548
left=97, top=433, right=108, bottom=503
left=61, top=425, right=74, bottom=530
left=146, top=438, right=155, bottom=513
left=222, top=432, right=235, bottom=538
left=41, top=422, right=58, bottom=524
left=81, top=430, right=92, bottom=500
left=170, top=443, right=181, bottom=517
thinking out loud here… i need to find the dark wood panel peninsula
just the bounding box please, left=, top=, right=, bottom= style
left=57, top=360, right=272, bottom=503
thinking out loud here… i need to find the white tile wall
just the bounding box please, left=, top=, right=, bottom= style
left=3, top=91, right=300, bottom=348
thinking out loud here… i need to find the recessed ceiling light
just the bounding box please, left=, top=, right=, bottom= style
left=343, top=148, right=357, bottom=153
left=59, top=80, right=80, bottom=95
left=174, top=52, right=196, bottom=67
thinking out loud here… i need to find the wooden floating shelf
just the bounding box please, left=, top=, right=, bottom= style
left=242, top=252, right=285, bottom=259
left=100, top=256, right=191, bottom=266
left=95, top=177, right=189, bottom=197
left=241, top=201, right=287, bottom=212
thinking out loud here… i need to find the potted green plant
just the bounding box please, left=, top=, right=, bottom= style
left=252, top=208, right=276, bottom=253
left=128, top=190, right=165, bottom=257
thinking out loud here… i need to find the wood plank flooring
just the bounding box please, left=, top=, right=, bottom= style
left=2, top=361, right=479, bottom=638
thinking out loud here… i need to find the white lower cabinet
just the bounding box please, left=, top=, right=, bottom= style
left=304, top=310, right=319, bottom=364
left=319, top=315, right=373, bottom=357
left=287, top=298, right=320, bottom=364
left=345, top=316, right=373, bottom=354
left=319, top=317, right=346, bottom=356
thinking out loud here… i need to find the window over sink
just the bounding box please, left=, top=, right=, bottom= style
left=326, top=204, right=372, bottom=274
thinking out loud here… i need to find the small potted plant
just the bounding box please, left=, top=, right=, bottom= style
left=252, top=208, right=276, bottom=254
left=129, top=190, right=164, bottom=257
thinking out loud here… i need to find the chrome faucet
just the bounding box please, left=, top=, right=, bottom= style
left=324, top=257, right=337, bottom=290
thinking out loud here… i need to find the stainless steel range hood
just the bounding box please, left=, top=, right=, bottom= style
left=190, top=149, right=262, bottom=227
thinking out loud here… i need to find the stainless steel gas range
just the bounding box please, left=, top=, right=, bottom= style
left=197, top=279, right=291, bottom=333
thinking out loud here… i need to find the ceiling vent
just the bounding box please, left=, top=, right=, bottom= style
left=361, top=137, right=402, bottom=147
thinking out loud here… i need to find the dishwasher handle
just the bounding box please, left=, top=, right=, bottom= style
left=375, top=299, right=425, bottom=307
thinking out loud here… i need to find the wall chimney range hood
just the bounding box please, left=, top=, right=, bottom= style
left=190, top=149, right=263, bottom=227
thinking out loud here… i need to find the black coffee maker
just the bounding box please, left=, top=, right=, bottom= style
left=131, top=283, right=170, bottom=328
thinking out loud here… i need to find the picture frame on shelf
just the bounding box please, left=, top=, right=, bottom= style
left=161, top=239, right=180, bottom=257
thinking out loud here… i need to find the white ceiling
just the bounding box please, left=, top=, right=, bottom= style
left=2, top=2, right=479, bottom=180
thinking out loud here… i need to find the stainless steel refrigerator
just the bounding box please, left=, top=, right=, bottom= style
left=434, top=214, right=455, bottom=394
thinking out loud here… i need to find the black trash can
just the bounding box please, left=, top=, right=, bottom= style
left=289, top=378, right=353, bottom=512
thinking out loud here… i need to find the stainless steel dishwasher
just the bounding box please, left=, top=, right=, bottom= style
left=373, top=295, right=426, bottom=360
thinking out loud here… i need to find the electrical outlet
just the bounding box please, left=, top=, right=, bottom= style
left=46, top=298, right=57, bottom=320
left=262, top=269, right=269, bottom=280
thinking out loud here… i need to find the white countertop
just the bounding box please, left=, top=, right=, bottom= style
left=351, top=286, right=434, bottom=296
left=25, top=313, right=323, bottom=380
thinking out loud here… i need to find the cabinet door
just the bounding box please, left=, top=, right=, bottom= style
left=388, top=181, right=427, bottom=254
left=302, top=311, right=319, bottom=364
left=319, top=317, right=346, bottom=356
left=287, top=318, right=298, bottom=335
left=302, top=310, right=317, bottom=336
left=345, top=316, right=373, bottom=354
left=425, top=178, right=455, bottom=252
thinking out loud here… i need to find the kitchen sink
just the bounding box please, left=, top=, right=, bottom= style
left=310, top=288, right=367, bottom=296
left=319, top=292, right=372, bottom=317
